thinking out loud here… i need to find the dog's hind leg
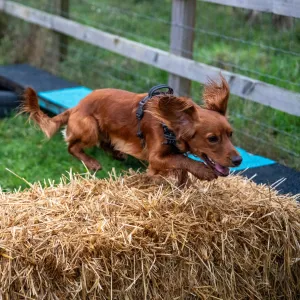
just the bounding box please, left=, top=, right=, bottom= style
left=100, top=141, right=127, bottom=161
left=66, top=115, right=102, bottom=171
left=68, top=142, right=102, bottom=171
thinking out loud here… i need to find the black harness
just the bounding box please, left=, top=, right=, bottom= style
left=136, top=84, right=178, bottom=148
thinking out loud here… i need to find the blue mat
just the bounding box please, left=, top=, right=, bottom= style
left=37, top=86, right=276, bottom=171
left=39, top=86, right=92, bottom=109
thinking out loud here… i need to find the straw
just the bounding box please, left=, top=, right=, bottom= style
left=0, top=171, right=299, bottom=299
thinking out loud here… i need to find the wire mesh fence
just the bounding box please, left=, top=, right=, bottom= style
left=1, top=0, right=299, bottom=169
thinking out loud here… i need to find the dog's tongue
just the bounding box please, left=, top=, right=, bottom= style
left=215, top=163, right=230, bottom=176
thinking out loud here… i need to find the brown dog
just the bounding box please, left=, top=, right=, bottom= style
left=21, top=75, right=242, bottom=185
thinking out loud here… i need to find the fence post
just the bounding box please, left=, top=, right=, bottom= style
left=59, top=0, right=69, bottom=61
left=51, top=0, right=69, bottom=65
left=168, top=0, right=196, bottom=96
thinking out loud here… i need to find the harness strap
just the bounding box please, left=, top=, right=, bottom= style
left=136, top=84, right=177, bottom=149
left=136, top=95, right=150, bottom=141
left=162, top=124, right=177, bottom=145
left=148, top=84, right=173, bottom=97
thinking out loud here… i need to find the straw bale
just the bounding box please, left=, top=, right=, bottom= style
left=0, top=171, right=299, bottom=299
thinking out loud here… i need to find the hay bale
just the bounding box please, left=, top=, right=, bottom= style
left=0, top=172, right=299, bottom=299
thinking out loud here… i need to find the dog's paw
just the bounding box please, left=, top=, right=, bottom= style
left=203, top=168, right=218, bottom=181
left=86, top=160, right=102, bottom=172
left=113, top=151, right=127, bottom=161
left=149, top=174, right=167, bottom=185
left=177, top=177, right=193, bottom=188
left=195, top=164, right=218, bottom=181
left=176, top=170, right=193, bottom=188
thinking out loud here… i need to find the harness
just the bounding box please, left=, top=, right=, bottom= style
left=136, top=84, right=178, bottom=149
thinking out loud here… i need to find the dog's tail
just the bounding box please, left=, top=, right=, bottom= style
left=20, top=87, right=70, bottom=138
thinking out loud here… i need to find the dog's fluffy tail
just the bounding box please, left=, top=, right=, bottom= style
left=20, top=87, right=70, bottom=138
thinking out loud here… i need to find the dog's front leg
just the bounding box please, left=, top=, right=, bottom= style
left=177, top=170, right=192, bottom=187
left=148, top=154, right=217, bottom=182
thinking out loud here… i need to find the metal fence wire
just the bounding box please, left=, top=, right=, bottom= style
left=1, top=0, right=300, bottom=169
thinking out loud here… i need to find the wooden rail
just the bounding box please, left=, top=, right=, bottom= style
left=201, top=0, right=300, bottom=18
left=1, top=1, right=299, bottom=116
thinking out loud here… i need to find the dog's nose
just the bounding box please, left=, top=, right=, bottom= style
left=231, top=155, right=243, bottom=166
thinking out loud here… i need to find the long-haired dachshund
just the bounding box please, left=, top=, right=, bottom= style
left=21, top=75, right=242, bottom=186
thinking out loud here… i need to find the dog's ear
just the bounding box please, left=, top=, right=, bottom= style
left=203, top=75, right=229, bottom=115
left=148, top=95, right=196, bottom=140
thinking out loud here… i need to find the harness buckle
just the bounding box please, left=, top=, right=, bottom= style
left=136, top=131, right=143, bottom=139
left=136, top=105, right=144, bottom=120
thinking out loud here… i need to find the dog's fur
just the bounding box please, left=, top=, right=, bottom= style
left=21, top=75, right=241, bottom=185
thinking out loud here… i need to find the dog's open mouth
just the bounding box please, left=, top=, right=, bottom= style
left=202, top=154, right=230, bottom=177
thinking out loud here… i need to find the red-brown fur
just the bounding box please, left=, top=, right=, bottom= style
left=21, top=75, right=241, bottom=186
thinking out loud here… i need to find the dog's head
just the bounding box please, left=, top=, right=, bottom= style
left=149, top=75, right=242, bottom=176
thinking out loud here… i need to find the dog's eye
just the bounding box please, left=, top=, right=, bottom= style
left=207, top=135, right=219, bottom=143
left=229, top=132, right=233, bottom=138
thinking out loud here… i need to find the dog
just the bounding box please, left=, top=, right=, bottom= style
left=21, top=75, right=242, bottom=186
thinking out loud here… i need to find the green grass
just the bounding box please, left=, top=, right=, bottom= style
left=0, top=0, right=299, bottom=190
left=0, top=115, right=143, bottom=191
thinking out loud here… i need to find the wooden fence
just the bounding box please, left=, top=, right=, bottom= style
left=201, top=0, right=300, bottom=18
left=0, top=0, right=299, bottom=116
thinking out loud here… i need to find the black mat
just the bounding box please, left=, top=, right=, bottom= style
left=0, top=90, right=19, bottom=117
left=242, top=163, right=300, bottom=196
left=0, top=64, right=78, bottom=94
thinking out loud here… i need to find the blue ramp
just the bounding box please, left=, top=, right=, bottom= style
left=38, top=87, right=92, bottom=114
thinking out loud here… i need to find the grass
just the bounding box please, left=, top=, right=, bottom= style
left=0, top=0, right=299, bottom=190
left=0, top=115, right=143, bottom=191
